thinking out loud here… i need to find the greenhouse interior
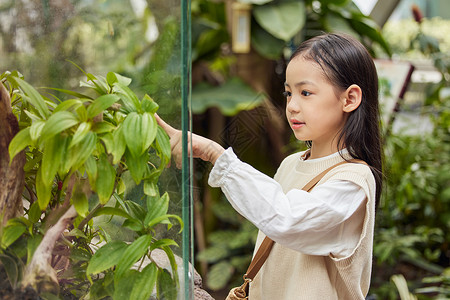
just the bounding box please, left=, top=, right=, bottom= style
left=0, top=0, right=448, bottom=299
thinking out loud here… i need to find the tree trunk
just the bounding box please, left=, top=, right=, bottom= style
left=0, top=82, right=25, bottom=226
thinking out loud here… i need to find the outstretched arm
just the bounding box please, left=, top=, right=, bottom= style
left=155, top=114, right=225, bottom=168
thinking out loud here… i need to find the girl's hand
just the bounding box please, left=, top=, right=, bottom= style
left=155, top=114, right=225, bottom=168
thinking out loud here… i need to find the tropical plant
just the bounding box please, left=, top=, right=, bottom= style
left=0, top=67, right=182, bottom=299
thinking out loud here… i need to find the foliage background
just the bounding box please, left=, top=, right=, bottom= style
left=0, top=0, right=449, bottom=299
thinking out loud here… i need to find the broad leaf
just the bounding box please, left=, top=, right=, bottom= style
left=141, top=94, right=159, bottom=113
left=113, top=269, right=139, bottom=299
left=191, top=77, right=264, bottom=116
left=69, top=122, right=91, bottom=148
left=0, top=254, right=19, bottom=288
left=157, top=268, right=177, bottom=300
left=130, top=263, right=158, bottom=300
left=150, top=239, right=178, bottom=251
left=41, top=134, right=67, bottom=187
left=125, top=150, right=148, bottom=184
left=251, top=20, right=285, bottom=60
left=53, top=99, right=84, bottom=113
left=36, top=168, right=52, bottom=210
left=72, top=180, right=89, bottom=217
left=145, top=192, right=169, bottom=225
left=8, top=128, right=31, bottom=161
left=96, top=154, right=116, bottom=204
left=92, top=207, right=132, bottom=219
left=253, top=1, right=305, bottom=42
left=114, top=82, right=140, bottom=112
left=1, top=224, right=26, bottom=248
left=122, top=112, right=142, bottom=157
left=84, top=155, right=98, bottom=189
left=155, top=126, right=171, bottom=167
left=40, top=111, right=79, bottom=141
left=87, top=240, right=128, bottom=275
left=86, top=94, right=120, bottom=119
left=207, top=261, right=234, bottom=290
left=66, top=132, right=97, bottom=172
left=10, top=76, right=50, bottom=119
left=115, top=234, right=152, bottom=278
left=106, top=72, right=132, bottom=87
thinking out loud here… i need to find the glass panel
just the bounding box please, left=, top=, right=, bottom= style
left=0, top=0, right=192, bottom=298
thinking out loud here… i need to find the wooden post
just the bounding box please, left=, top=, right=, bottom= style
left=0, top=82, right=25, bottom=226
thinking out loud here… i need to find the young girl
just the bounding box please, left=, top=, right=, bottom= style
left=157, top=33, right=382, bottom=299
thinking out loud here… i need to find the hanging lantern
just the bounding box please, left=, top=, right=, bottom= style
left=232, top=2, right=252, bottom=53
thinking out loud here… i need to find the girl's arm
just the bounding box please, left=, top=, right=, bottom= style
left=209, top=148, right=367, bottom=259
left=155, top=114, right=224, bottom=167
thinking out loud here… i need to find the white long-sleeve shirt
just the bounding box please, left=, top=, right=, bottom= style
left=208, top=147, right=367, bottom=258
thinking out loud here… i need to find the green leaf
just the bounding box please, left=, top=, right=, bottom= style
left=92, top=207, right=132, bottom=219
left=150, top=239, right=178, bottom=251
left=115, top=235, right=152, bottom=278
left=27, top=202, right=41, bottom=223
left=106, top=72, right=132, bottom=87
left=122, top=219, right=144, bottom=232
left=40, top=111, right=79, bottom=141
left=84, top=155, right=97, bottom=189
left=29, top=120, right=45, bottom=142
left=1, top=224, right=26, bottom=248
left=72, top=181, right=89, bottom=217
left=36, top=168, right=52, bottom=210
left=144, top=180, right=159, bottom=197
left=125, top=150, right=148, bottom=185
left=10, top=76, right=50, bottom=119
left=145, top=192, right=169, bottom=225
left=111, top=125, right=126, bottom=164
left=123, top=112, right=142, bottom=157
left=0, top=254, right=19, bottom=288
left=27, top=235, right=42, bottom=264
left=207, top=261, right=234, bottom=291
left=96, top=154, right=116, bottom=204
left=53, top=99, right=84, bottom=113
left=147, top=214, right=183, bottom=233
left=141, top=112, right=158, bottom=152
left=69, top=122, right=92, bottom=148
left=113, top=82, right=140, bottom=112
left=130, top=263, right=158, bottom=300
left=192, top=77, right=264, bottom=116
left=197, top=246, right=229, bottom=263
left=86, top=94, right=120, bottom=119
left=44, top=87, right=93, bottom=100
left=41, top=134, right=67, bottom=187
left=125, top=201, right=146, bottom=220
left=66, top=132, right=97, bottom=172
left=87, top=240, right=128, bottom=275
left=141, top=94, right=159, bottom=113
left=113, top=269, right=139, bottom=299
left=92, top=121, right=116, bottom=134
left=155, top=126, right=171, bottom=167
left=122, top=112, right=157, bottom=158
left=157, top=268, right=177, bottom=300
left=253, top=1, right=305, bottom=41
left=8, top=127, right=31, bottom=161
left=251, top=20, right=285, bottom=60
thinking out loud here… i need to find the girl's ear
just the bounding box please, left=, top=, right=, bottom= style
left=341, top=84, right=362, bottom=112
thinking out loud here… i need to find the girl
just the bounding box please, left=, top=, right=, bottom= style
left=157, top=33, right=382, bottom=299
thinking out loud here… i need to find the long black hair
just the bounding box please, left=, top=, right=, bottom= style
left=291, top=33, right=383, bottom=206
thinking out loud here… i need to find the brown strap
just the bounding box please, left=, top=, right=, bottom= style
left=244, top=158, right=367, bottom=280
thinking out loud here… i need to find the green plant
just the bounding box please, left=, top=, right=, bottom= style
left=0, top=67, right=182, bottom=299
left=196, top=196, right=258, bottom=291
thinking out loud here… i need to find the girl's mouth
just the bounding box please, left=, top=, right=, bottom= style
left=291, top=119, right=305, bottom=129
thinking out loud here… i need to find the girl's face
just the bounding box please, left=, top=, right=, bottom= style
left=284, top=56, right=348, bottom=156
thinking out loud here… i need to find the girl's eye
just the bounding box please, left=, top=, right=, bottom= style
left=283, top=91, right=292, bottom=98
left=301, top=90, right=311, bottom=96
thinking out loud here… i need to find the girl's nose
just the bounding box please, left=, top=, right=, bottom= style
left=286, top=98, right=300, bottom=113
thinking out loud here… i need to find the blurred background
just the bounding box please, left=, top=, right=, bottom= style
left=1, top=0, right=448, bottom=299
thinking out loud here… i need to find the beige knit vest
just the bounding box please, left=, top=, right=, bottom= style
left=248, top=150, right=376, bottom=300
